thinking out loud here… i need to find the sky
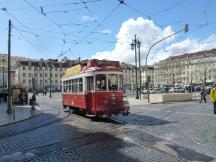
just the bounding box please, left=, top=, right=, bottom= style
left=0, top=0, right=216, bottom=65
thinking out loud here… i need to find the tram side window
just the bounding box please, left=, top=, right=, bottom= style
left=63, top=81, right=66, bottom=92
left=75, top=78, right=78, bottom=93
left=72, top=79, right=75, bottom=92
left=119, top=75, right=123, bottom=91
left=108, top=74, right=118, bottom=91
left=96, top=74, right=106, bottom=91
left=69, top=80, right=72, bottom=92
left=67, top=80, right=70, bottom=92
left=79, top=78, right=83, bottom=92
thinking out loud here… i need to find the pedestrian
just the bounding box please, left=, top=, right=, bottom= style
left=31, top=93, right=36, bottom=110
left=200, top=87, right=207, bottom=103
left=210, top=83, right=216, bottom=114
left=24, top=91, right=28, bottom=104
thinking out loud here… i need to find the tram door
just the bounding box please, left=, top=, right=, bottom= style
left=86, top=76, right=94, bottom=110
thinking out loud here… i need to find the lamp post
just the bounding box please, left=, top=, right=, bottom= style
left=131, top=35, right=139, bottom=99
left=2, top=56, right=6, bottom=93
left=7, top=20, right=12, bottom=114
left=49, top=59, right=52, bottom=98
left=137, top=38, right=141, bottom=100
left=145, top=24, right=189, bottom=103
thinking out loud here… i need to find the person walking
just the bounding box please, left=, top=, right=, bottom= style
left=210, top=83, right=216, bottom=114
left=31, top=93, right=36, bottom=110
left=200, top=87, right=207, bottom=103
left=24, top=91, right=28, bottom=104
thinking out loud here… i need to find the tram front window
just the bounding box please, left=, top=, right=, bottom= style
left=96, top=74, right=106, bottom=91
left=108, top=74, right=118, bottom=91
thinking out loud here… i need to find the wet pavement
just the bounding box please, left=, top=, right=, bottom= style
left=0, top=93, right=215, bottom=161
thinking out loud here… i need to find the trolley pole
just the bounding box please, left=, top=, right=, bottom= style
left=2, top=56, right=5, bottom=93
left=7, top=20, right=12, bottom=114
left=49, top=59, right=52, bottom=98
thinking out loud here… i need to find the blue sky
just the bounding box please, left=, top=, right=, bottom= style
left=0, top=0, right=215, bottom=64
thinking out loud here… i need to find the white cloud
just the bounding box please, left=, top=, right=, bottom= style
left=91, top=17, right=216, bottom=65
left=92, top=17, right=174, bottom=64
left=154, top=35, right=216, bottom=63
left=82, top=15, right=98, bottom=22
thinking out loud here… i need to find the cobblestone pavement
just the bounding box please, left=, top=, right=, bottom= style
left=0, top=93, right=215, bottom=162
left=113, top=100, right=216, bottom=160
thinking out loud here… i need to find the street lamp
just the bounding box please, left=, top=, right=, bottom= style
left=137, top=39, right=141, bottom=100
left=49, top=59, right=52, bottom=98
left=2, top=56, right=6, bottom=93
left=145, top=24, right=189, bottom=103
left=131, top=35, right=139, bottom=99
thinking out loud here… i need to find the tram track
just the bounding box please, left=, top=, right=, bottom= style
left=109, top=117, right=187, bottom=162
left=0, top=114, right=187, bottom=162
left=0, top=108, right=207, bottom=161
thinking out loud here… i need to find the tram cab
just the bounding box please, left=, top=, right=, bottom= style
left=62, top=59, right=129, bottom=118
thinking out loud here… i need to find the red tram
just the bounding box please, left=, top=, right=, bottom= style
left=62, top=59, right=129, bottom=117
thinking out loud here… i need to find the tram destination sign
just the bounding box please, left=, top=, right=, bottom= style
left=64, top=64, right=82, bottom=77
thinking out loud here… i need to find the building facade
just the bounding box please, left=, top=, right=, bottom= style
left=120, top=62, right=154, bottom=93
left=154, top=48, right=216, bottom=86
left=15, top=59, right=80, bottom=92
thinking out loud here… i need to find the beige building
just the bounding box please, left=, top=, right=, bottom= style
left=154, top=48, right=216, bottom=86
left=120, top=63, right=154, bottom=93
left=15, top=59, right=80, bottom=91
left=140, top=65, right=154, bottom=87
left=0, top=54, right=32, bottom=70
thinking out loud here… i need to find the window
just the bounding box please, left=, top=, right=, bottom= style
left=108, top=74, right=118, bottom=91
left=23, top=66, right=26, bottom=70
left=96, top=74, right=106, bottom=91
left=28, top=66, right=31, bottom=70
left=23, top=80, right=26, bottom=84
left=72, top=79, right=75, bottom=92
left=79, top=78, right=83, bottom=92
left=28, top=73, right=31, bottom=77
left=75, top=78, right=78, bottom=92
left=68, top=80, right=71, bottom=92
left=23, top=73, right=26, bottom=77
left=29, top=79, right=31, bottom=85
left=55, top=80, right=58, bottom=84
left=119, top=75, right=123, bottom=91
left=45, top=73, right=47, bottom=77
left=55, top=74, right=58, bottom=77
left=87, top=76, right=94, bottom=92
left=40, top=73, right=42, bottom=77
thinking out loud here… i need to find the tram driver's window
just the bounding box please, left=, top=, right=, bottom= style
left=96, top=74, right=106, bottom=91
left=108, top=74, right=118, bottom=91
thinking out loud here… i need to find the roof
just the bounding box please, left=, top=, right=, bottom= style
left=162, top=48, right=216, bottom=62
left=63, top=59, right=121, bottom=78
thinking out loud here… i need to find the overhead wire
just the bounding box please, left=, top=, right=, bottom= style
left=120, top=1, right=162, bottom=28
left=41, top=0, right=102, bottom=8
left=149, top=0, right=186, bottom=18
left=23, top=0, right=65, bottom=35
left=43, top=7, right=86, bottom=15
left=80, top=0, right=98, bottom=23
left=1, top=7, right=39, bottom=38
left=60, top=1, right=122, bottom=58
left=13, top=25, right=43, bottom=54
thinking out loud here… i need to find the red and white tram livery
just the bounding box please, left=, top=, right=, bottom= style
left=62, top=59, right=129, bottom=117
